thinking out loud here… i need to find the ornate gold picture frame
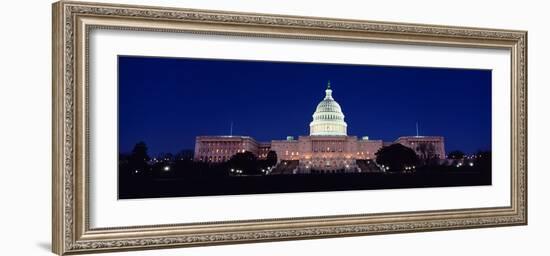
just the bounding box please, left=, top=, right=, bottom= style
left=52, top=1, right=527, bottom=255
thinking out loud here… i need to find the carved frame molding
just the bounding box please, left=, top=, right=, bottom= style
left=52, top=1, right=527, bottom=255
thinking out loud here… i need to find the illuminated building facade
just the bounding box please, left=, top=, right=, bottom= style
left=194, top=82, right=445, bottom=173
left=194, top=136, right=259, bottom=163
left=395, top=136, right=446, bottom=160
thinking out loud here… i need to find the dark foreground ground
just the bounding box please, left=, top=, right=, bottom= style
left=119, top=170, right=491, bottom=199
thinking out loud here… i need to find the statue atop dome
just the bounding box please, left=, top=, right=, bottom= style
left=325, top=81, right=333, bottom=99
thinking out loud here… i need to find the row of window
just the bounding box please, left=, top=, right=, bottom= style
left=313, top=114, right=343, bottom=120
left=199, top=156, right=228, bottom=162
left=313, top=148, right=343, bottom=152
left=311, top=125, right=346, bottom=132
left=409, top=141, right=440, bottom=145
left=285, top=151, right=299, bottom=156
left=200, top=142, right=247, bottom=147
left=197, top=148, right=247, bottom=154
left=198, top=151, right=269, bottom=162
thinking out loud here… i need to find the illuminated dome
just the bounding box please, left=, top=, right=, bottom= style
left=309, top=81, right=348, bottom=136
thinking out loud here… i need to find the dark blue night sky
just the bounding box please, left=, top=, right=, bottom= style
left=118, top=56, right=492, bottom=156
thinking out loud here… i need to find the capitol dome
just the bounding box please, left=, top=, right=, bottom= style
left=309, top=82, right=348, bottom=136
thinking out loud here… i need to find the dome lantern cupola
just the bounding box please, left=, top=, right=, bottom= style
left=309, top=81, right=348, bottom=136
left=325, top=81, right=333, bottom=99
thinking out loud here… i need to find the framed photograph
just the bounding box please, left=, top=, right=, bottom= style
left=52, top=1, right=527, bottom=255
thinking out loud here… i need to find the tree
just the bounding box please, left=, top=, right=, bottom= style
left=128, top=141, right=150, bottom=175
left=265, top=151, right=278, bottom=167
left=375, top=144, right=419, bottom=172
left=448, top=150, right=465, bottom=160
left=131, top=141, right=149, bottom=161
left=228, top=151, right=259, bottom=175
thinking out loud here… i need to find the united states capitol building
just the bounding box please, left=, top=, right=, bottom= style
left=194, top=82, right=445, bottom=174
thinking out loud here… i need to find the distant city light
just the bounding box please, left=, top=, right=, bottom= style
left=163, top=166, right=170, bottom=171
left=469, top=162, right=474, bottom=167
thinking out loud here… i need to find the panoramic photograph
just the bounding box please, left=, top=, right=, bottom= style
left=118, top=56, right=492, bottom=199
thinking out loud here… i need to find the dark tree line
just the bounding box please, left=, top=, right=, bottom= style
left=119, top=142, right=151, bottom=180
left=374, top=144, right=492, bottom=174
left=448, top=150, right=465, bottom=159
left=228, top=151, right=277, bottom=175
left=119, top=142, right=279, bottom=180
left=120, top=141, right=491, bottom=180
left=375, top=144, right=419, bottom=172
